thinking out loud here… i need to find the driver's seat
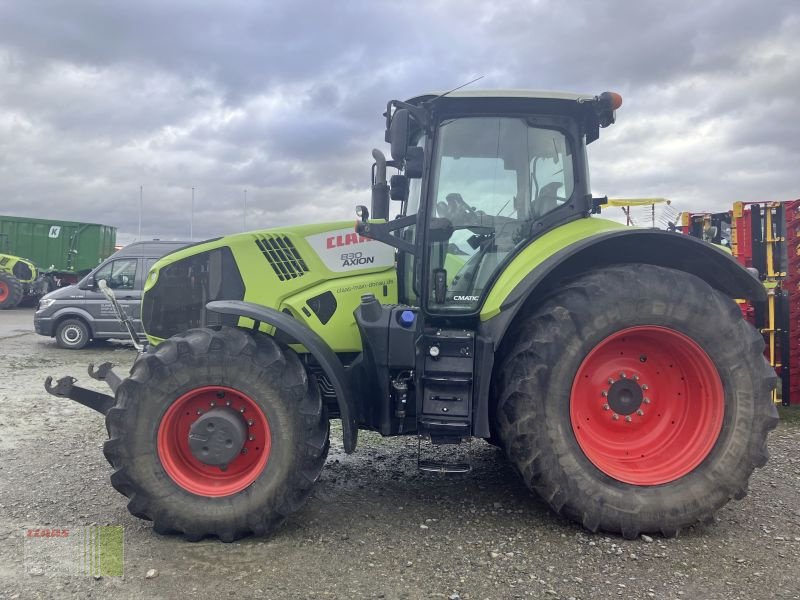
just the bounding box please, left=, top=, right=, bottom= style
left=531, top=182, right=563, bottom=220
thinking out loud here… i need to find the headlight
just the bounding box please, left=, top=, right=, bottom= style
left=38, top=298, right=56, bottom=311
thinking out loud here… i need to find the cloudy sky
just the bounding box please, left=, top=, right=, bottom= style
left=0, top=0, right=797, bottom=243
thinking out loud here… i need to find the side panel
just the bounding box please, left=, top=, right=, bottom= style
left=143, top=221, right=398, bottom=352
left=278, top=270, right=398, bottom=353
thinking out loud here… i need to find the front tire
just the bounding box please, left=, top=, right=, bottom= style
left=494, top=264, right=778, bottom=538
left=103, top=326, right=329, bottom=541
left=0, top=272, right=24, bottom=309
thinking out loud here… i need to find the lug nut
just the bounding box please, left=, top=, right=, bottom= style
left=620, top=372, right=627, bottom=379
left=625, top=415, right=632, bottom=422
left=248, top=435, right=255, bottom=441
left=608, top=378, right=615, bottom=385
left=632, top=375, right=640, bottom=382
left=196, top=410, right=203, bottom=415
left=225, top=400, right=231, bottom=406
left=602, top=403, right=610, bottom=411
left=643, top=397, right=651, bottom=404
left=636, top=409, right=645, bottom=416
left=239, top=407, right=246, bottom=413
left=612, top=414, right=619, bottom=421
left=247, top=419, right=254, bottom=426
left=601, top=390, right=608, bottom=397
left=641, top=384, right=649, bottom=391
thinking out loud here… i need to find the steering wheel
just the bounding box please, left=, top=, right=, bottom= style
left=437, top=193, right=481, bottom=223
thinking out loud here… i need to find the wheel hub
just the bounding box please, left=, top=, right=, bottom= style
left=188, top=408, right=248, bottom=467
left=64, top=326, right=82, bottom=343
left=606, top=377, right=644, bottom=416
left=157, top=385, right=272, bottom=497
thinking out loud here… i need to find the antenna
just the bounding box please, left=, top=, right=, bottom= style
left=427, top=75, right=485, bottom=104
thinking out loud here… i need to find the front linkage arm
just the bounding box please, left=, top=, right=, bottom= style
left=44, top=361, right=124, bottom=415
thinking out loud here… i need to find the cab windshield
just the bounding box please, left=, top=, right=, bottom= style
left=425, top=116, right=576, bottom=312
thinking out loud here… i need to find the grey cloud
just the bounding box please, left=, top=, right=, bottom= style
left=0, top=0, right=797, bottom=243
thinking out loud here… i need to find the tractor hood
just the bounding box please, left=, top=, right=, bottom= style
left=141, top=221, right=397, bottom=343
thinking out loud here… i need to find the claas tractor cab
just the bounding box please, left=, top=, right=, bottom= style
left=46, top=89, right=777, bottom=542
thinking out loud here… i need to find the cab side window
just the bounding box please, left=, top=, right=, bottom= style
left=94, top=259, right=138, bottom=290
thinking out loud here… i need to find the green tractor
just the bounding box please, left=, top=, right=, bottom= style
left=46, top=89, right=777, bottom=541
left=0, top=253, right=39, bottom=309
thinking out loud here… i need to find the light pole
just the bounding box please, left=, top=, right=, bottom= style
left=191, top=187, right=195, bottom=241
left=243, top=188, right=248, bottom=231
left=138, top=185, right=143, bottom=240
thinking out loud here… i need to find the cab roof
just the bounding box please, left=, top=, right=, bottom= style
left=406, top=89, right=595, bottom=104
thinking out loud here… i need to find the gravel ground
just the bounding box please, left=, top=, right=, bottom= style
left=0, top=307, right=799, bottom=600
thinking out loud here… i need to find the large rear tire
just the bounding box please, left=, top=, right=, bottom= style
left=103, top=326, right=329, bottom=541
left=494, top=264, right=778, bottom=538
left=0, top=272, right=23, bottom=309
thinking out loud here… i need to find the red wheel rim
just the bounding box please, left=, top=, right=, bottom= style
left=570, top=326, right=724, bottom=485
left=157, top=386, right=271, bottom=497
left=0, top=281, right=8, bottom=302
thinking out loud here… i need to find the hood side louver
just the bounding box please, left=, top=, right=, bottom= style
left=255, top=235, right=309, bottom=281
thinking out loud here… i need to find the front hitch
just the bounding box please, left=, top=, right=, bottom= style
left=44, top=278, right=145, bottom=415
left=44, top=362, right=125, bottom=416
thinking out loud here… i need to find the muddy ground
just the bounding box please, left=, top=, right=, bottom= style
left=0, top=307, right=798, bottom=600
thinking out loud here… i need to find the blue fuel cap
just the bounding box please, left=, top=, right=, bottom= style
left=399, top=310, right=415, bottom=327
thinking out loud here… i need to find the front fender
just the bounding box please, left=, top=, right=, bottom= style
left=206, top=300, right=358, bottom=453
left=480, top=225, right=765, bottom=346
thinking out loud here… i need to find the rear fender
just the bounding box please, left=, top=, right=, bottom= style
left=480, top=227, right=766, bottom=348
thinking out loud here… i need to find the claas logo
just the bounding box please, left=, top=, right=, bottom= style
left=326, top=233, right=373, bottom=249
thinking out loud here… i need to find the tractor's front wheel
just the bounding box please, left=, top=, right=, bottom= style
left=495, top=264, right=778, bottom=538
left=0, top=272, right=24, bottom=309
left=103, top=326, right=329, bottom=541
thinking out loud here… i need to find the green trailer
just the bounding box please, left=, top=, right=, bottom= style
left=0, top=215, right=117, bottom=308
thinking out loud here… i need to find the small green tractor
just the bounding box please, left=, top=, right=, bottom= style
left=47, top=89, right=777, bottom=541
left=0, top=253, right=40, bottom=309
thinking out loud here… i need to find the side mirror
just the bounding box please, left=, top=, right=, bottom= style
left=389, top=109, right=410, bottom=162
left=404, top=146, right=424, bottom=179
left=390, top=175, right=409, bottom=202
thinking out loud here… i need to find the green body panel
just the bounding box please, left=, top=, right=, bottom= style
left=0, top=253, right=38, bottom=283
left=145, top=221, right=398, bottom=351
left=480, top=217, right=626, bottom=320
left=0, top=215, right=116, bottom=274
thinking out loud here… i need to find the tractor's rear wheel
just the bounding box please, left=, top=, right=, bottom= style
left=0, top=272, right=24, bottom=309
left=103, top=326, right=329, bottom=541
left=494, top=264, right=778, bottom=538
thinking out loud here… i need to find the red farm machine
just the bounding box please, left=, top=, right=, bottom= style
left=682, top=201, right=800, bottom=406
